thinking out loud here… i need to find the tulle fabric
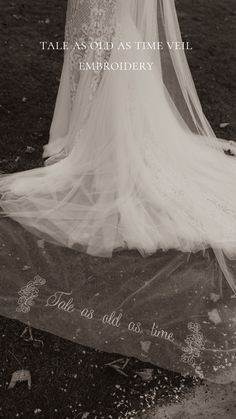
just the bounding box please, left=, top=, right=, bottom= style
left=0, top=216, right=236, bottom=383
left=0, top=0, right=236, bottom=382
left=1, top=11, right=236, bottom=259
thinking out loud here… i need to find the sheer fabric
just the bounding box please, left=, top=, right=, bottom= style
left=0, top=0, right=236, bottom=382
left=1, top=217, right=236, bottom=383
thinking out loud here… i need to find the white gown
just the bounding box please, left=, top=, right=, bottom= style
left=0, top=0, right=236, bottom=259
left=0, top=0, right=236, bottom=382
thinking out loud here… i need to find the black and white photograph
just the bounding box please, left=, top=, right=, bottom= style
left=0, top=0, right=236, bottom=417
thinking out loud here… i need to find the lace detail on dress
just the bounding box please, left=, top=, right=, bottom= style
left=65, top=0, right=117, bottom=106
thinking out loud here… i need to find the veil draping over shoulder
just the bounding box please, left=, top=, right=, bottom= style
left=0, top=0, right=236, bottom=383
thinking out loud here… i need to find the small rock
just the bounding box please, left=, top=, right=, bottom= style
left=8, top=370, right=31, bottom=390
left=220, top=122, right=230, bottom=128
left=37, top=239, right=45, bottom=249
left=140, top=340, right=151, bottom=354
left=25, top=146, right=35, bottom=154
left=209, top=293, right=221, bottom=303
left=208, top=309, right=222, bottom=325
left=135, top=368, right=154, bottom=382
left=22, top=265, right=31, bottom=271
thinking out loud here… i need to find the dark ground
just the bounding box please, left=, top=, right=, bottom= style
left=0, top=1, right=235, bottom=418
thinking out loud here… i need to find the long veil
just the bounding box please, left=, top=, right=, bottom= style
left=0, top=0, right=236, bottom=383
left=130, top=0, right=225, bottom=147
left=132, top=0, right=236, bottom=295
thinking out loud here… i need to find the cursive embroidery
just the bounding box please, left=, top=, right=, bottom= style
left=46, top=291, right=75, bottom=313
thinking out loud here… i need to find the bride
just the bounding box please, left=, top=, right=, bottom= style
left=0, top=0, right=236, bottom=382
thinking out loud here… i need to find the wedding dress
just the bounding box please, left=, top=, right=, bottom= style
left=0, top=0, right=236, bottom=382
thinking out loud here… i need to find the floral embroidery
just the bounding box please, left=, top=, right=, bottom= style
left=16, top=275, right=46, bottom=313
left=65, top=0, right=117, bottom=106
left=181, top=322, right=205, bottom=378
